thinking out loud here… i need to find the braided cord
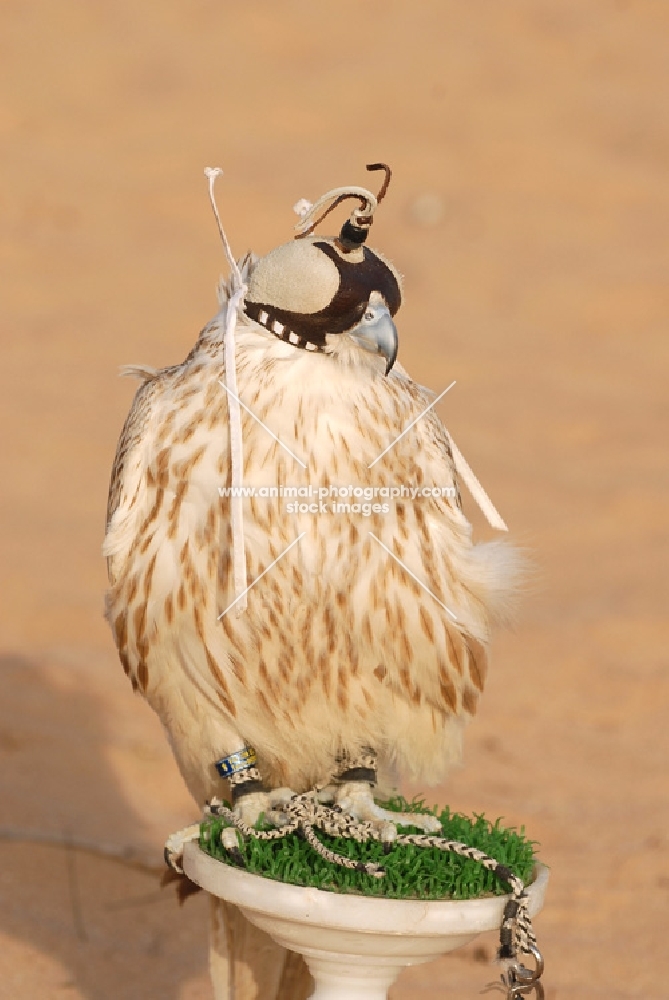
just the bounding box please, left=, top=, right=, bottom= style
left=206, top=799, right=298, bottom=840
left=394, top=831, right=537, bottom=959
left=194, top=791, right=538, bottom=962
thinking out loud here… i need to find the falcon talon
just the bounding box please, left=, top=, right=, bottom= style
left=220, top=827, right=247, bottom=868
left=379, top=821, right=398, bottom=845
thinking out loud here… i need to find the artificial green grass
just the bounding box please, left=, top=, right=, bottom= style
left=199, top=796, right=536, bottom=901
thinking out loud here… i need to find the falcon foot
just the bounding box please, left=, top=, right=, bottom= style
left=211, top=746, right=297, bottom=866
left=328, top=781, right=442, bottom=846
left=206, top=789, right=296, bottom=868
left=230, top=786, right=296, bottom=829
left=324, top=746, right=442, bottom=846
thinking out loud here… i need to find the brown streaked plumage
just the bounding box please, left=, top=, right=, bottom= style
left=104, top=260, right=518, bottom=1000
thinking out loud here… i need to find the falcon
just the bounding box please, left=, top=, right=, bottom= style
left=104, top=165, right=517, bottom=1000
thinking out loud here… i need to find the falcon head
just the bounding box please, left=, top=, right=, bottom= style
left=243, top=165, right=402, bottom=375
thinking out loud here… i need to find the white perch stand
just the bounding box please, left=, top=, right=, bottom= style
left=184, top=843, right=549, bottom=1000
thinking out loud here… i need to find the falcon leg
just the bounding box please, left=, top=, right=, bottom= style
left=327, top=747, right=442, bottom=839
left=214, top=747, right=295, bottom=843
left=229, top=776, right=295, bottom=828
left=217, top=781, right=294, bottom=867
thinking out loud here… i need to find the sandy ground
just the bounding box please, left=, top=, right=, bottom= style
left=1, top=1, right=668, bottom=997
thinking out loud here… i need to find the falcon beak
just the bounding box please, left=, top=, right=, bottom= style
left=349, top=300, right=398, bottom=375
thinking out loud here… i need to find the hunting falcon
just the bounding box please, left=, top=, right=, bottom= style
left=104, top=166, right=517, bottom=999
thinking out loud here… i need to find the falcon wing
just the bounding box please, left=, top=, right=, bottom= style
left=105, top=369, right=166, bottom=577
left=358, top=368, right=516, bottom=732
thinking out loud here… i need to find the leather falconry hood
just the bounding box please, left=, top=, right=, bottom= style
left=244, top=164, right=402, bottom=358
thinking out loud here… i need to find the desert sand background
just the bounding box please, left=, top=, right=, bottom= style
left=1, top=1, right=668, bottom=997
